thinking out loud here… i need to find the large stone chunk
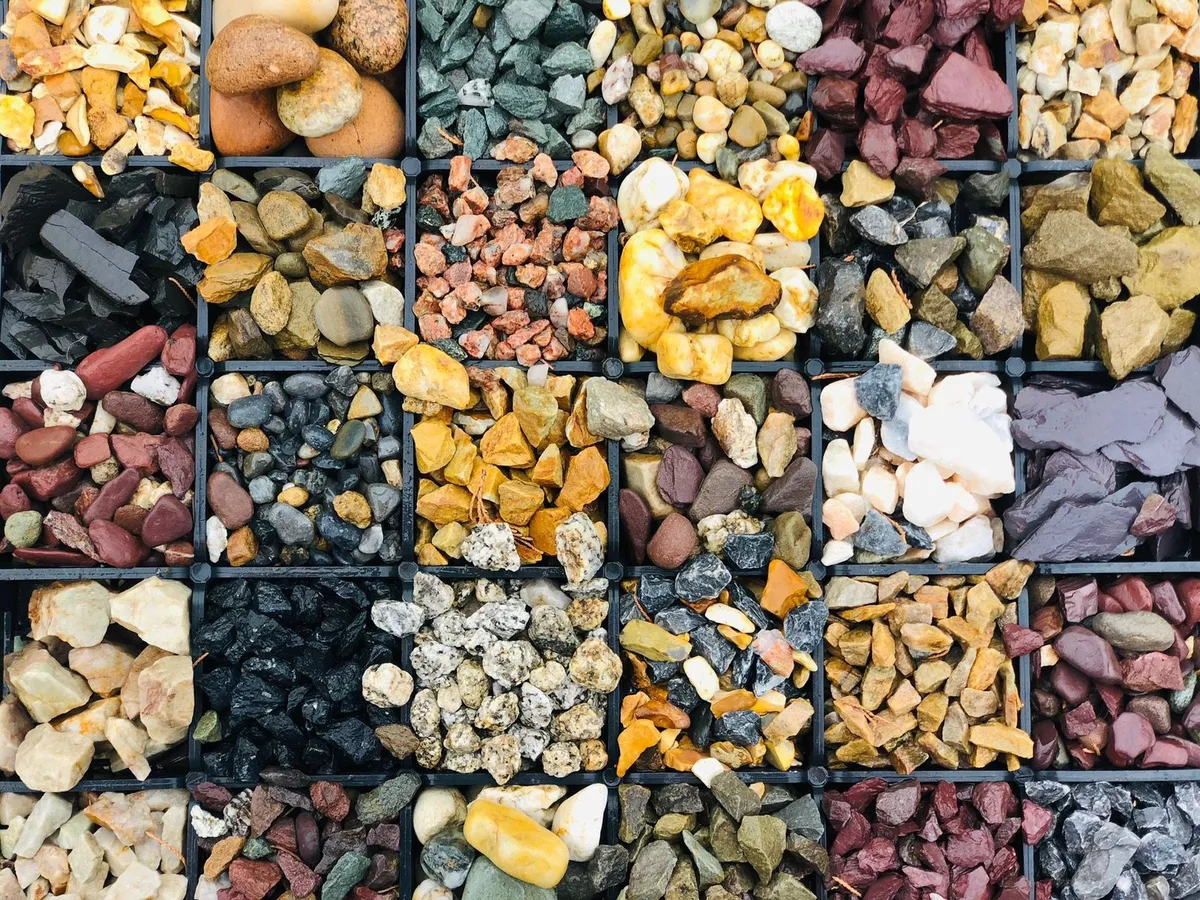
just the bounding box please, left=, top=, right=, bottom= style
left=1036, top=281, right=1090, bottom=360
left=14, top=724, right=93, bottom=792
left=1013, top=380, right=1166, bottom=453
left=585, top=378, right=654, bottom=440
left=1021, top=172, right=1090, bottom=231
left=662, top=256, right=781, bottom=325
left=1144, top=144, right=1200, bottom=226
left=1098, top=295, right=1169, bottom=380
left=1123, top=226, right=1200, bottom=310
left=1090, top=159, right=1167, bottom=232
left=1022, top=210, right=1139, bottom=281
left=392, top=344, right=471, bottom=410
left=920, top=53, right=1014, bottom=120
left=5, top=643, right=92, bottom=723
left=138, top=655, right=194, bottom=745
left=28, top=581, right=112, bottom=649
left=109, top=577, right=190, bottom=654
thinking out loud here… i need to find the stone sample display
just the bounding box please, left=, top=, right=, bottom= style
left=617, top=568, right=820, bottom=773
left=590, top=0, right=816, bottom=168
left=193, top=579, right=407, bottom=778
left=0, top=166, right=202, bottom=364
left=411, top=363, right=611, bottom=575
left=619, top=158, right=822, bottom=384
left=824, top=563, right=1037, bottom=771
left=1029, top=573, right=1200, bottom=769
left=416, top=0, right=599, bottom=158
left=0, top=789, right=189, bottom=900
left=1021, top=163, right=1200, bottom=375
left=821, top=167, right=1019, bottom=360
left=0, top=326, right=197, bottom=568
left=206, top=368, right=404, bottom=566
left=413, top=153, right=616, bottom=364
left=4, top=577, right=192, bottom=789
left=827, top=780, right=1038, bottom=900
left=405, top=573, right=619, bottom=781
left=820, top=360, right=1016, bottom=565
left=620, top=778, right=827, bottom=900
left=192, top=771, right=418, bottom=899
left=208, top=6, right=406, bottom=158
left=195, top=164, right=409, bottom=365
left=0, top=1, right=205, bottom=166
left=618, top=371, right=815, bottom=573
left=1016, top=0, right=1200, bottom=160
left=1010, top=347, right=1200, bottom=562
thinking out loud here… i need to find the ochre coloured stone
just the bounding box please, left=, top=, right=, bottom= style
left=480, top=414, right=535, bottom=467
left=392, top=345, right=471, bottom=410
left=760, top=558, right=810, bottom=618
left=463, top=799, right=569, bottom=889
left=556, top=446, right=610, bottom=512
left=662, top=256, right=782, bottom=325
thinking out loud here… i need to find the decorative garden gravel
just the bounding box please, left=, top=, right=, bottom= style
left=0, top=326, right=197, bottom=568
left=821, top=165, right=1020, bottom=361
left=413, top=153, right=616, bottom=364
left=617, top=569, right=819, bottom=773
left=1025, top=780, right=1200, bottom=900
left=824, top=562, right=1036, bottom=772
left=196, top=164, right=408, bottom=366
left=1028, top=573, right=1200, bottom=769
left=619, top=370, right=814, bottom=573
left=405, top=573, right=620, bottom=782
left=620, top=777, right=827, bottom=900
left=0, top=165, right=201, bottom=364
left=192, top=578, right=408, bottom=779
left=827, top=779, right=1038, bottom=900
left=192, top=771, right=419, bottom=900
left=205, top=368, right=403, bottom=566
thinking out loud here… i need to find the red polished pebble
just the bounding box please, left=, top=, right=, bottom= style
left=0, top=409, right=28, bottom=459
left=87, top=520, right=143, bottom=567
left=14, top=425, right=76, bottom=466
left=161, top=324, right=196, bottom=377
left=141, top=494, right=193, bottom=546
left=76, top=325, right=168, bottom=399
left=82, top=468, right=140, bottom=524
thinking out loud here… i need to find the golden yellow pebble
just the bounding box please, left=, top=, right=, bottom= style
left=463, top=800, right=569, bottom=889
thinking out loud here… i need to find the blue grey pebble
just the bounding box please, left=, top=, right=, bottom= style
left=226, top=395, right=273, bottom=428
left=268, top=503, right=315, bottom=545
left=248, top=476, right=277, bottom=504
left=283, top=373, right=329, bottom=399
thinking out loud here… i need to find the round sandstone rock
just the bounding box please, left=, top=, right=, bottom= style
left=277, top=49, right=364, bottom=138
left=328, top=0, right=409, bottom=75
left=305, top=76, right=404, bottom=158
left=211, top=89, right=295, bottom=155
left=205, top=15, right=320, bottom=95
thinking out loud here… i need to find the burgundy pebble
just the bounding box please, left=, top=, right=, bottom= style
left=0, top=408, right=28, bottom=459
left=83, top=468, right=140, bottom=524
left=141, top=494, right=193, bottom=546
left=88, top=520, right=143, bottom=567
left=209, top=471, right=254, bottom=529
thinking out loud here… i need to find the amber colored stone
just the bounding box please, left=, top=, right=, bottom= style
left=480, top=413, right=536, bottom=467
left=710, top=689, right=756, bottom=717
left=968, top=723, right=1033, bottom=757
left=529, top=507, right=571, bottom=556
left=556, top=445, right=610, bottom=512
left=181, top=216, right=237, bottom=264
left=761, top=176, right=825, bottom=241
left=633, top=699, right=691, bottom=729
left=617, top=720, right=660, bottom=776
left=226, top=526, right=258, bottom=566
left=760, top=559, right=808, bottom=618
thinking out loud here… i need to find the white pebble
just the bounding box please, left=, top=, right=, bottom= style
left=130, top=366, right=181, bottom=407
left=206, top=517, right=227, bottom=564
left=552, top=784, right=608, bottom=862
left=38, top=370, right=86, bottom=411
left=683, top=656, right=719, bottom=700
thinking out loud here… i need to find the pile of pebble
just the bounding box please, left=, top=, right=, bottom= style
left=1021, top=160, right=1200, bottom=376
left=823, top=562, right=1036, bottom=771
left=3, top=576, right=192, bottom=790
left=590, top=0, right=819, bottom=170
left=1029, top=573, right=1200, bottom=769
left=409, top=360, right=618, bottom=576
left=0, top=165, right=201, bottom=364
left=197, top=164, right=408, bottom=366
left=617, top=566, right=820, bottom=773
left=413, top=153, right=616, bottom=365
left=804, top=0, right=1019, bottom=181
left=827, top=780, right=1040, bottom=900
left=1017, top=0, right=1200, bottom=160
left=820, top=358, right=1016, bottom=566
left=193, top=578, right=408, bottom=778
left=0, top=789, right=188, bottom=900
left=821, top=164, right=1021, bottom=361
left=192, top=771, right=418, bottom=900
left=619, top=370, right=815, bottom=573
left=620, top=776, right=827, bottom=900
left=205, top=369, right=403, bottom=566
left=1009, top=346, right=1200, bottom=562
left=414, top=784, right=624, bottom=900
left=619, top=158, right=821, bottom=384
left=1027, top=780, right=1200, bottom=900
left=416, top=0, right=602, bottom=159
left=0, top=0, right=206, bottom=169
left=207, top=4, right=406, bottom=158
left=0, top=326, right=197, bottom=568
left=403, top=573, right=621, bottom=781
